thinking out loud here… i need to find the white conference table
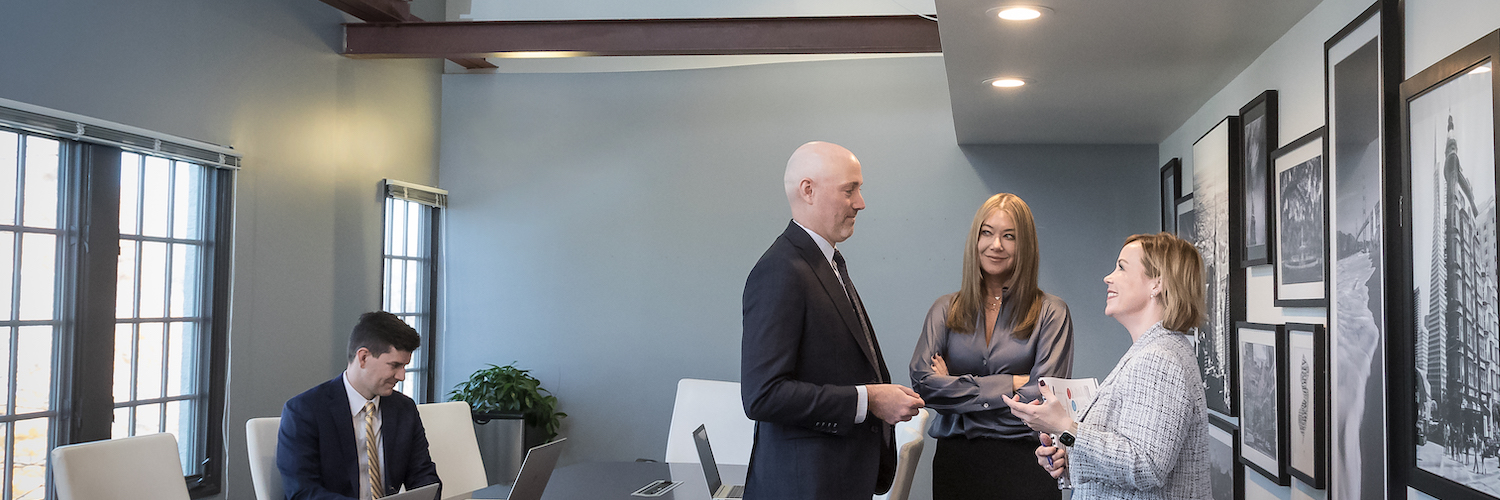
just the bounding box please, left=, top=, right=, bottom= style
left=467, top=461, right=747, bottom=500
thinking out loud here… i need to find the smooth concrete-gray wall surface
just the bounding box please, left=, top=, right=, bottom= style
left=438, top=56, right=1156, bottom=500
left=1157, top=0, right=1500, bottom=499
left=0, top=1, right=444, bottom=498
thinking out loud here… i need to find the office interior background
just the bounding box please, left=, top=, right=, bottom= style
left=2, top=0, right=1499, bottom=499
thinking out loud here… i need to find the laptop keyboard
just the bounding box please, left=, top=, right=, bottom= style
left=727, top=485, right=744, bottom=498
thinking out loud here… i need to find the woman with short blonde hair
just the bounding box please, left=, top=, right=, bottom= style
left=910, top=193, right=1075, bottom=500
left=1005, top=232, right=1211, bottom=499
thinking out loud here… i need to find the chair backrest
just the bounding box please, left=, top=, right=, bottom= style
left=875, top=408, right=930, bottom=500
left=665, top=378, right=755, bottom=465
left=51, top=432, right=191, bottom=500
left=417, top=401, right=490, bottom=498
left=245, top=417, right=284, bottom=500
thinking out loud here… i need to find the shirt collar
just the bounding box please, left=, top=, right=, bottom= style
left=342, top=371, right=380, bottom=418
left=793, top=219, right=837, bottom=268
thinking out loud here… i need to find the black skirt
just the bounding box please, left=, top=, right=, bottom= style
left=932, top=436, right=1062, bottom=500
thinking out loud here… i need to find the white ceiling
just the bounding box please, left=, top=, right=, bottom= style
left=447, top=0, right=1321, bottom=144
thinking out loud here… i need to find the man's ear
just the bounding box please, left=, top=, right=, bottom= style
left=355, top=347, right=370, bottom=368
left=799, top=178, right=815, bottom=204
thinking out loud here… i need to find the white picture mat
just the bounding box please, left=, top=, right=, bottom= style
left=1409, top=58, right=1497, bottom=495
left=1325, top=10, right=1387, bottom=500
left=1194, top=118, right=1235, bottom=416
left=1273, top=135, right=1325, bottom=300
left=1287, top=329, right=1317, bottom=476
left=1238, top=326, right=1280, bottom=476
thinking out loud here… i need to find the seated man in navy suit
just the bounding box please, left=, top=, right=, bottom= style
left=278, top=311, right=441, bottom=500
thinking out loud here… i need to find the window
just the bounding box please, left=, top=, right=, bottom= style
left=382, top=180, right=444, bottom=403
left=0, top=131, right=64, bottom=500
left=111, top=153, right=218, bottom=480
left=0, top=101, right=236, bottom=499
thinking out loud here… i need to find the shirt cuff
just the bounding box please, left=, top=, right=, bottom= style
left=854, top=385, right=868, bottom=424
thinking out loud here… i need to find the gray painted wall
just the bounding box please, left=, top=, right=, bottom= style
left=0, top=1, right=444, bottom=498
left=438, top=56, right=1156, bottom=500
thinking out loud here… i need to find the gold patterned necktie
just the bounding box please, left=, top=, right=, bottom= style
left=364, top=401, right=383, bottom=499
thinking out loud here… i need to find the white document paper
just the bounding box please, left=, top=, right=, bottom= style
left=1039, top=376, right=1099, bottom=422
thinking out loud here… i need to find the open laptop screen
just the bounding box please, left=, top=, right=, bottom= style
left=692, top=425, right=723, bottom=492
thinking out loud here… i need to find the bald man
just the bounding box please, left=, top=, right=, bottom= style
left=740, top=141, right=925, bottom=500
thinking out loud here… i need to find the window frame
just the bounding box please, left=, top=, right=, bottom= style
left=381, top=181, right=443, bottom=403
left=48, top=139, right=232, bottom=499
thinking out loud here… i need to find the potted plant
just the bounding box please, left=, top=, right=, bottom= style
left=449, top=363, right=566, bottom=483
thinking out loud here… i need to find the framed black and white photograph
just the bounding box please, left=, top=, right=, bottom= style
left=1324, top=3, right=1397, bottom=498
left=1194, top=117, right=1245, bottom=419
left=1240, top=90, right=1278, bottom=267
left=1176, top=194, right=1196, bottom=241
left=1209, top=415, right=1245, bottom=500
left=1271, top=128, right=1328, bottom=307
left=1287, top=323, right=1328, bottom=489
left=1237, top=321, right=1287, bottom=485
left=1162, top=158, right=1182, bottom=233
left=1398, top=29, right=1500, bottom=500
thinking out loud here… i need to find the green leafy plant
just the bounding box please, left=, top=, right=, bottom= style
left=449, top=363, right=567, bottom=439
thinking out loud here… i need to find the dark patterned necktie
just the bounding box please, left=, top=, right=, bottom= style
left=833, top=250, right=876, bottom=356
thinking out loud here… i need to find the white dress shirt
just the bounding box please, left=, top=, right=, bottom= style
left=343, top=374, right=387, bottom=500
left=793, top=219, right=869, bottom=424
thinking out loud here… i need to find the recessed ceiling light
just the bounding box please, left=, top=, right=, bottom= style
left=1471, top=65, right=1493, bottom=75
left=986, top=78, right=1028, bottom=88
left=997, top=7, right=1042, bottom=20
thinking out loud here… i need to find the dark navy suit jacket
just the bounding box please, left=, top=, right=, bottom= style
left=740, top=221, right=897, bottom=500
left=277, top=374, right=441, bottom=500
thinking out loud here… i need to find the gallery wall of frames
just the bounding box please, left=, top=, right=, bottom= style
left=1160, top=1, right=1500, bottom=498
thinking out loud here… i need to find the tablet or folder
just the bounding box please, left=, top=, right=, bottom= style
left=384, top=483, right=440, bottom=500
left=1038, top=376, right=1100, bottom=421
left=470, top=438, right=568, bottom=500
left=692, top=425, right=744, bottom=499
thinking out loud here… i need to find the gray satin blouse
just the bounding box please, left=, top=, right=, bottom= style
left=909, top=291, right=1074, bottom=440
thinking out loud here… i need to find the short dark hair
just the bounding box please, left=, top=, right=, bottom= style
left=347, top=311, right=420, bottom=362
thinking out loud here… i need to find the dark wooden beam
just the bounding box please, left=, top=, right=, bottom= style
left=319, top=0, right=497, bottom=68
left=341, top=16, right=942, bottom=59
left=319, top=0, right=418, bottom=23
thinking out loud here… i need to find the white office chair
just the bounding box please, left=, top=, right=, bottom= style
left=246, top=417, right=284, bottom=500
left=874, top=408, right=930, bottom=500
left=418, top=401, right=490, bottom=498
left=51, top=432, right=191, bottom=500
left=665, top=378, right=755, bottom=465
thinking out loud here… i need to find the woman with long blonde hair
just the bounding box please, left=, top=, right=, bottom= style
left=910, top=193, right=1075, bottom=499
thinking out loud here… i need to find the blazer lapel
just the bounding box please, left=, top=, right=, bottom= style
left=382, top=400, right=401, bottom=490
left=780, top=221, right=882, bottom=374
left=328, top=377, right=359, bottom=491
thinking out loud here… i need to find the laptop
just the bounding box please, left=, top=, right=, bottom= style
left=692, top=425, right=744, bottom=499
left=385, top=483, right=440, bottom=500
left=471, top=438, right=568, bottom=500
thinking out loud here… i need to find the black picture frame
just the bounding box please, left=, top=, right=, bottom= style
left=1209, top=414, right=1246, bottom=500
left=1396, top=29, right=1500, bottom=500
left=1162, top=158, right=1183, bottom=233
left=1194, top=116, right=1247, bottom=419
left=1240, top=90, right=1279, bottom=267
left=1271, top=127, right=1329, bottom=307
left=1176, top=193, right=1196, bottom=241
left=1287, top=323, right=1328, bottom=489
left=1237, top=321, right=1288, bottom=485
left=1325, top=3, right=1400, bottom=499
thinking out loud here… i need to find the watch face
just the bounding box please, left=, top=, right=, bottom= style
left=1059, top=432, right=1075, bottom=447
